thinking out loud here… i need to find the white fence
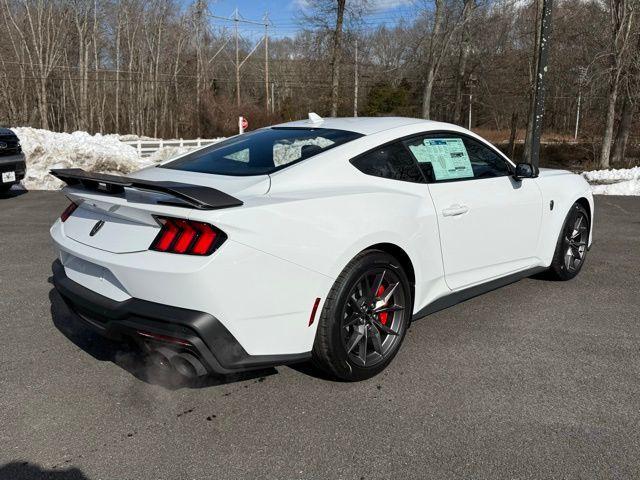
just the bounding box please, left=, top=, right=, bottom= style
left=121, top=138, right=221, bottom=157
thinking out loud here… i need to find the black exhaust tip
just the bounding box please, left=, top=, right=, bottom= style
left=147, top=350, right=173, bottom=372
left=170, top=353, right=207, bottom=379
left=149, top=346, right=207, bottom=379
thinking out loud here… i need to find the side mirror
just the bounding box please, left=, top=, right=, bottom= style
left=514, top=163, right=538, bottom=180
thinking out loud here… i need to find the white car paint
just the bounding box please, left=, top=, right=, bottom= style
left=428, top=175, right=543, bottom=290
left=50, top=117, right=594, bottom=359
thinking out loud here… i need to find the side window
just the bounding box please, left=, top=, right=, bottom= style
left=224, top=148, right=250, bottom=163
left=462, top=137, right=511, bottom=179
left=403, top=134, right=511, bottom=183
left=351, top=142, right=425, bottom=183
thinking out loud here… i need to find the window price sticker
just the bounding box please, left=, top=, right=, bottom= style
left=409, top=138, right=473, bottom=181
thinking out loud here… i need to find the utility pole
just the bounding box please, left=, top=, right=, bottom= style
left=234, top=8, right=240, bottom=108
left=264, top=14, right=269, bottom=113
left=527, top=0, right=553, bottom=168
left=271, top=81, right=275, bottom=113
left=574, top=90, right=581, bottom=141
left=354, top=38, right=358, bottom=117
left=467, top=74, right=477, bottom=130
left=207, top=9, right=269, bottom=112
left=574, top=66, right=587, bottom=141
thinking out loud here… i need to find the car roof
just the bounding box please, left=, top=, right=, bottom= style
left=271, top=116, right=444, bottom=136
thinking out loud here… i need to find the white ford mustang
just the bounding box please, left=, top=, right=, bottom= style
left=50, top=116, right=594, bottom=381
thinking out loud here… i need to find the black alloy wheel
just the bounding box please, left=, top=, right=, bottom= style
left=312, top=250, right=412, bottom=381
left=549, top=202, right=590, bottom=280
left=563, top=210, right=589, bottom=272
left=341, top=267, right=407, bottom=368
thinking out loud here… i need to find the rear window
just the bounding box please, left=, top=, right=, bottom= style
left=160, top=127, right=363, bottom=176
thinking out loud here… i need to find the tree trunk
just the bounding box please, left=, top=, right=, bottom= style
left=599, top=0, right=634, bottom=168
left=115, top=17, right=120, bottom=133
left=611, top=94, right=635, bottom=165
left=39, top=78, right=49, bottom=130
left=507, top=110, right=519, bottom=159
left=453, top=24, right=470, bottom=125
left=330, top=0, right=346, bottom=117
left=421, top=0, right=473, bottom=120
left=421, top=0, right=443, bottom=119
left=599, top=77, right=620, bottom=169
left=421, top=71, right=436, bottom=120
left=523, top=0, right=544, bottom=163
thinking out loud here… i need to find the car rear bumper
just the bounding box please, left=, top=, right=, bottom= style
left=52, top=259, right=311, bottom=375
left=51, top=216, right=330, bottom=356
left=0, top=153, right=26, bottom=185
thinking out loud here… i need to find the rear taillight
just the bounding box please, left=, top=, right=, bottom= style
left=150, top=216, right=225, bottom=256
left=60, top=201, right=78, bottom=222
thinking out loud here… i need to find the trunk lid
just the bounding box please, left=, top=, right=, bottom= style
left=62, top=199, right=164, bottom=254
left=61, top=167, right=269, bottom=254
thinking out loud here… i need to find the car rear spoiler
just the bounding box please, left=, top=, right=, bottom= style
left=50, top=168, right=243, bottom=210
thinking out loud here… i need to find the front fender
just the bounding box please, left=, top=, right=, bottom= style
left=535, top=171, right=594, bottom=265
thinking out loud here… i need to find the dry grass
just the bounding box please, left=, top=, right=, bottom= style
left=472, top=128, right=578, bottom=144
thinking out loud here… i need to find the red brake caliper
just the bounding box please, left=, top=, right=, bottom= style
left=376, top=285, right=389, bottom=325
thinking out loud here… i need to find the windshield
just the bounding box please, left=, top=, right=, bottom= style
left=160, top=127, right=363, bottom=176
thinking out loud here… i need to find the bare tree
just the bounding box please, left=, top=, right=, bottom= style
left=452, top=16, right=471, bottom=125
left=611, top=28, right=639, bottom=165
left=0, top=0, right=633, bottom=151
left=2, top=0, right=69, bottom=129
left=300, top=0, right=367, bottom=117
left=611, top=94, right=635, bottom=165
left=329, top=0, right=346, bottom=117
left=72, top=0, right=95, bottom=131
left=420, top=0, right=475, bottom=119
left=599, top=0, right=635, bottom=168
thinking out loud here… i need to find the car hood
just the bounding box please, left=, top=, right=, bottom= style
left=538, top=167, right=573, bottom=177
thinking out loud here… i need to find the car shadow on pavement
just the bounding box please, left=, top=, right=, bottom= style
left=529, top=270, right=563, bottom=282
left=48, top=285, right=277, bottom=390
left=288, top=361, right=339, bottom=381
left=0, top=461, right=88, bottom=480
left=0, top=187, right=28, bottom=199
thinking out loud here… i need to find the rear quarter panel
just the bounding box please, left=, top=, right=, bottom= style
left=187, top=159, right=447, bottom=318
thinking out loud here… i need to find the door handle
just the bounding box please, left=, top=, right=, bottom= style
left=442, top=204, right=469, bottom=217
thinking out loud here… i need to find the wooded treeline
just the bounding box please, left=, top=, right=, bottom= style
left=0, top=0, right=638, bottom=167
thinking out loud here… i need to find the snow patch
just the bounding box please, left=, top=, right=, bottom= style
left=11, top=127, right=153, bottom=190
left=9, top=128, right=224, bottom=190
left=147, top=146, right=192, bottom=164
left=582, top=167, right=640, bottom=196
left=110, top=133, right=156, bottom=142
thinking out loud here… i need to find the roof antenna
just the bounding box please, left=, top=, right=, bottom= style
left=308, top=112, right=323, bottom=124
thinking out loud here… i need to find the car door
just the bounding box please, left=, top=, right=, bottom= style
left=403, top=132, right=543, bottom=291
left=350, top=140, right=449, bottom=313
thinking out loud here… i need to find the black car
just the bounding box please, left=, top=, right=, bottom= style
left=0, top=128, right=26, bottom=192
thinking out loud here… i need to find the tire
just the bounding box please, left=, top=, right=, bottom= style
left=312, top=250, right=412, bottom=381
left=548, top=202, right=590, bottom=280
left=0, top=184, right=12, bottom=193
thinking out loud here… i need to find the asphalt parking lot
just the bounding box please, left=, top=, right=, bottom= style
left=1, top=191, right=639, bottom=480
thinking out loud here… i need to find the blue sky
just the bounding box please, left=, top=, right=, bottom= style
left=202, top=0, right=418, bottom=38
